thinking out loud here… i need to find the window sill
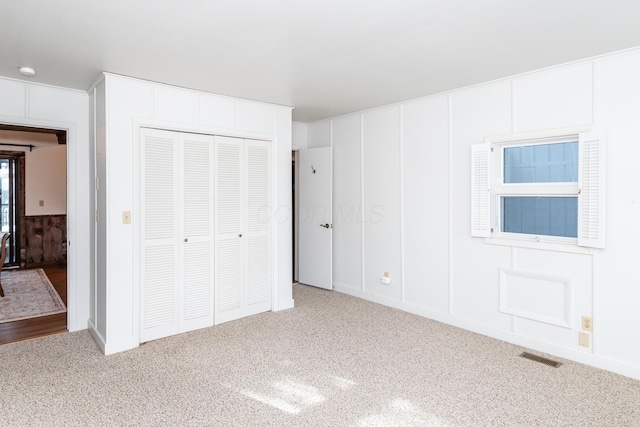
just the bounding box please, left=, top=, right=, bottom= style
left=484, top=237, right=594, bottom=255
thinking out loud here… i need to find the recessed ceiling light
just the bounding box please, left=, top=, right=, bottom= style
left=18, top=66, right=36, bottom=77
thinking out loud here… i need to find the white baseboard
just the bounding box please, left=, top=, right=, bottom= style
left=88, top=320, right=139, bottom=355
left=275, top=298, right=295, bottom=311
left=68, top=316, right=89, bottom=333
left=334, top=283, right=640, bottom=381
left=88, top=320, right=106, bottom=353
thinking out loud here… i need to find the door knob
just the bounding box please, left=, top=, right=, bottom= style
left=319, top=224, right=331, bottom=229
left=184, top=238, right=188, bottom=242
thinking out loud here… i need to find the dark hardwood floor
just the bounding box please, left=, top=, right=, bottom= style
left=0, top=264, right=67, bottom=345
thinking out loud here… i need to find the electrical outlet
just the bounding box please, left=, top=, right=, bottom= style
left=384, top=271, right=390, bottom=278
left=582, top=316, right=593, bottom=331
left=579, top=332, right=590, bottom=348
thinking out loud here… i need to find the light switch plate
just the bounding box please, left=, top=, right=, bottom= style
left=122, top=211, right=132, bottom=224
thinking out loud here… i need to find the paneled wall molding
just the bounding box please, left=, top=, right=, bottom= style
left=499, top=268, right=574, bottom=328
left=317, top=47, right=640, bottom=380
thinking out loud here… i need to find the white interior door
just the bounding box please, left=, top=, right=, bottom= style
left=298, top=147, right=332, bottom=289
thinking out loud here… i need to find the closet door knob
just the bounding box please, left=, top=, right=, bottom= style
left=184, top=238, right=188, bottom=243
left=239, top=234, right=243, bottom=238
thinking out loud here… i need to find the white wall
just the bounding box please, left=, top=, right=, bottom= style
left=309, top=47, right=640, bottom=380
left=292, top=121, right=308, bottom=150
left=25, top=145, right=67, bottom=215
left=0, top=76, right=92, bottom=333
left=90, top=73, right=293, bottom=355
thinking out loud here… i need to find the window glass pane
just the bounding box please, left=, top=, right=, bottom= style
left=504, top=141, right=578, bottom=183
left=502, top=197, right=577, bottom=238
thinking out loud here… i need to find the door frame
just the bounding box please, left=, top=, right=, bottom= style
left=0, top=117, right=76, bottom=330
left=0, top=153, right=22, bottom=266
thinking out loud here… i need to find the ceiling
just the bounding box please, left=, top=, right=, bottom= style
left=2, top=0, right=640, bottom=123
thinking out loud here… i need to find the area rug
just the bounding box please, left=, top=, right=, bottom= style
left=0, top=269, right=66, bottom=323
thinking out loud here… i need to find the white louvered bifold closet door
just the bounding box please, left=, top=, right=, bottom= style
left=245, top=140, right=272, bottom=316
left=215, top=136, right=272, bottom=324
left=180, top=133, right=214, bottom=332
left=141, top=128, right=214, bottom=343
left=140, top=128, right=180, bottom=342
left=215, top=137, right=244, bottom=323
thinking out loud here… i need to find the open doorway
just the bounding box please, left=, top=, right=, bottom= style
left=0, top=124, right=68, bottom=344
left=292, top=147, right=333, bottom=290
left=0, top=155, right=20, bottom=266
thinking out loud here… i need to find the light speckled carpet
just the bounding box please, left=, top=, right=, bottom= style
left=0, top=268, right=66, bottom=323
left=1, top=284, right=639, bottom=426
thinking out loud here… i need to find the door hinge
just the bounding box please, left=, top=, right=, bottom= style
left=96, top=177, right=99, bottom=191
left=95, top=210, right=99, bottom=223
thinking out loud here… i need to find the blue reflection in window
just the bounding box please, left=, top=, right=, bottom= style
left=504, top=142, right=578, bottom=183
left=502, top=197, right=578, bottom=238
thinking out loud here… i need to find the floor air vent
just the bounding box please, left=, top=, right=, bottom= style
left=520, top=352, right=562, bottom=368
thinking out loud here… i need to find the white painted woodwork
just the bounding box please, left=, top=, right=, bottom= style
left=470, top=143, right=491, bottom=238
left=449, top=82, right=513, bottom=328
left=215, top=136, right=272, bottom=324
left=94, top=80, right=107, bottom=339
left=140, top=129, right=214, bottom=342
left=323, top=51, right=640, bottom=378
left=180, top=133, right=214, bottom=332
left=0, top=77, right=90, bottom=335
left=362, top=106, right=402, bottom=300
left=331, top=115, right=362, bottom=292
left=401, top=96, right=450, bottom=312
left=500, top=268, right=573, bottom=328
left=199, top=95, right=235, bottom=129
left=298, top=147, right=333, bottom=290
left=140, top=130, right=179, bottom=342
left=88, top=73, right=292, bottom=355
left=154, top=86, right=200, bottom=124
left=578, top=132, right=606, bottom=248
left=0, top=79, right=26, bottom=117
left=593, top=51, right=640, bottom=364
left=511, top=248, right=592, bottom=348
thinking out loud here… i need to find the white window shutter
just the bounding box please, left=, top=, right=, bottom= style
left=471, top=143, right=492, bottom=238
left=578, top=132, right=606, bottom=248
